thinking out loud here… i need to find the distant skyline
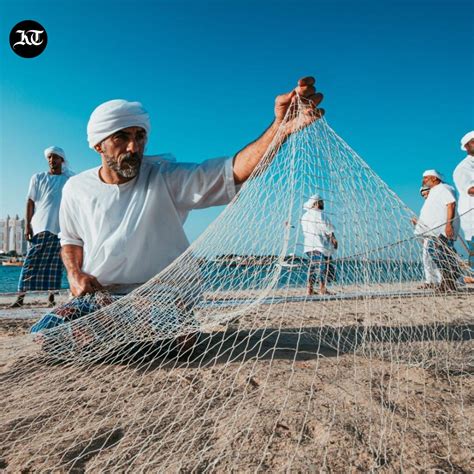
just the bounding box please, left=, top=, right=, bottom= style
left=1, top=0, right=472, bottom=242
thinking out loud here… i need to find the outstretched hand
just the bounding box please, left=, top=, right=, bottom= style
left=274, top=77, right=324, bottom=134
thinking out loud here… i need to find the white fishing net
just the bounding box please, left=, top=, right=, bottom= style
left=1, top=97, right=472, bottom=472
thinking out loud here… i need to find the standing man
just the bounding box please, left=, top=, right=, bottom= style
left=11, top=147, right=73, bottom=308
left=453, top=131, right=474, bottom=283
left=300, top=195, right=338, bottom=295
left=31, top=77, right=324, bottom=332
left=414, top=170, right=460, bottom=292
left=412, top=185, right=441, bottom=288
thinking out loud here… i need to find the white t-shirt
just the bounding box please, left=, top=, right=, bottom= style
left=59, top=157, right=238, bottom=287
left=415, top=183, right=458, bottom=238
left=27, top=172, right=71, bottom=236
left=453, top=156, right=474, bottom=240
left=301, top=209, right=336, bottom=256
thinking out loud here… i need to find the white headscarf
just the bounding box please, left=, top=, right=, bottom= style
left=460, top=130, right=474, bottom=151
left=44, top=146, right=74, bottom=176
left=303, top=194, right=323, bottom=210
left=422, top=169, right=443, bottom=181
left=87, top=99, right=151, bottom=149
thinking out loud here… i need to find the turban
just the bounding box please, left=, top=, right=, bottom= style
left=422, top=169, right=443, bottom=181
left=460, top=130, right=474, bottom=151
left=44, top=146, right=65, bottom=160
left=303, top=194, right=323, bottom=210
left=87, top=99, right=151, bottom=149
left=44, top=146, right=74, bottom=176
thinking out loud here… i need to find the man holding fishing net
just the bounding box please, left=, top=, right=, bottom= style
left=31, top=77, right=325, bottom=348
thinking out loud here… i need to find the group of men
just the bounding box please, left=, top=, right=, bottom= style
left=300, top=132, right=474, bottom=295
left=11, top=79, right=472, bottom=321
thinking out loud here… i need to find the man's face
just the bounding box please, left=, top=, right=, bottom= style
left=421, top=190, right=429, bottom=200
left=315, top=200, right=324, bottom=210
left=465, top=139, right=474, bottom=156
left=47, top=153, right=63, bottom=173
left=422, top=175, right=440, bottom=188
left=99, top=126, right=147, bottom=179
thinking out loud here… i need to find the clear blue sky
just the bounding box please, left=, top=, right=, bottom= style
left=1, top=0, right=472, bottom=242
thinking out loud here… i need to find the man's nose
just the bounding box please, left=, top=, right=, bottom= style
left=127, top=138, right=140, bottom=153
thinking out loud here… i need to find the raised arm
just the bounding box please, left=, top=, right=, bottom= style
left=232, top=77, right=324, bottom=184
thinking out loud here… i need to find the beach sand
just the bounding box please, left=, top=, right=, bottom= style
left=0, top=287, right=472, bottom=472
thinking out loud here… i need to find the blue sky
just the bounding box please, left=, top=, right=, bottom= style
left=1, top=0, right=472, bottom=242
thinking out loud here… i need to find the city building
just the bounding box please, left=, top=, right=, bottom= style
left=0, top=215, right=27, bottom=255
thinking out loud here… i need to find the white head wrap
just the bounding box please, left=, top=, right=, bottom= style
left=303, top=194, right=323, bottom=210
left=460, top=130, right=474, bottom=151
left=44, top=146, right=74, bottom=176
left=422, top=169, right=443, bottom=181
left=87, top=99, right=151, bottom=149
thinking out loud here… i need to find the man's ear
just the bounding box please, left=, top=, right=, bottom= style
left=94, top=144, right=102, bottom=153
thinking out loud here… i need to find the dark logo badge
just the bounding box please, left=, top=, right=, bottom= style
left=9, top=20, right=48, bottom=58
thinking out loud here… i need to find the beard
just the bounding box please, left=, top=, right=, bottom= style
left=105, top=152, right=142, bottom=178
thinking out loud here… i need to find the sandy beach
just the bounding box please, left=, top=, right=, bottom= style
left=0, top=286, right=472, bottom=472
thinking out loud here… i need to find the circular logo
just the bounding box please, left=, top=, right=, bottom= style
left=9, top=20, right=48, bottom=58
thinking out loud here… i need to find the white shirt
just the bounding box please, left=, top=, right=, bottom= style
left=59, top=157, right=237, bottom=287
left=301, top=209, right=336, bottom=256
left=415, top=183, right=458, bottom=238
left=453, top=155, right=474, bottom=240
left=27, top=172, right=71, bottom=236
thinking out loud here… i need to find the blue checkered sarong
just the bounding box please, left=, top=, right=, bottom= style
left=306, top=250, right=336, bottom=285
left=18, top=231, right=63, bottom=291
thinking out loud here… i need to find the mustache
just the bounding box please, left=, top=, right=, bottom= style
left=118, top=152, right=141, bottom=166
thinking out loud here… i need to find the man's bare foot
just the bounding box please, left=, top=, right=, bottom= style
left=464, top=276, right=474, bottom=284
left=9, top=298, right=24, bottom=308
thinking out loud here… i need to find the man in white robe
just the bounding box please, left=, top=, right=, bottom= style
left=414, top=170, right=460, bottom=292
left=453, top=131, right=474, bottom=283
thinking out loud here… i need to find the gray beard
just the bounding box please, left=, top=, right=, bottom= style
left=105, top=152, right=142, bottom=178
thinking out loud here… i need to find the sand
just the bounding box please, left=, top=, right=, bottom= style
left=0, top=287, right=472, bottom=472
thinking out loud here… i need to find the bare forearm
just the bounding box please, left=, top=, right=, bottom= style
left=232, top=120, right=286, bottom=184
left=26, top=199, right=34, bottom=225
left=446, top=202, right=456, bottom=222
left=61, top=244, right=84, bottom=277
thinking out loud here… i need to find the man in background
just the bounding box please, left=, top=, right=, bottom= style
left=453, top=131, right=474, bottom=283
left=414, top=170, right=460, bottom=292
left=412, top=185, right=441, bottom=288
left=11, top=147, right=73, bottom=308
left=301, top=195, right=338, bottom=295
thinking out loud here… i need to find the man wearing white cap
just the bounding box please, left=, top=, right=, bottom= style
left=11, top=147, right=73, bottom=308
left=300, top=195, right=338, bottom=295
left=30, top=77, right=324, bottom=334
left=414, top=169, right=460, bottom=291
left=453, top=131, right=474, bottom=283
left=412, top=185, right=442, bottom=288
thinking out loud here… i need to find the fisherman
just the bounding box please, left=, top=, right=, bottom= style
left=414, top=170, right=460, bottom=292
left=300, top=195, right=338, bottom=295
left=412, top=185, right=442, bottom=288
left=11, top=147, right=73, bottom=308
left=31, top=77, right=324, bottom=335
left=453, top=131, right=474, bottom=283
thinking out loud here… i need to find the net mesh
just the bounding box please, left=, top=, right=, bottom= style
left=1, top=97, right=472, bottom=472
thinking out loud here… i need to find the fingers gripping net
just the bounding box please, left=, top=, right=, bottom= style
left=1, top=97, right=472, bottom=471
